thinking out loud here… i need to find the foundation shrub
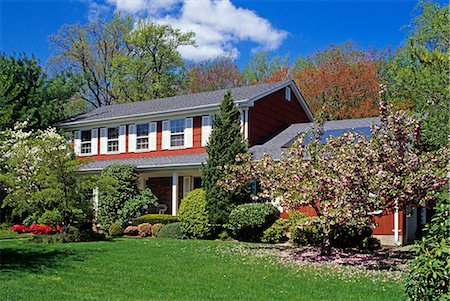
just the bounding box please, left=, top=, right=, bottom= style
left=151, top=223, right=163, bottom=237
left=178, top=189, right=211, bottom=239
left=124, top=226, right=139, bottom=236
left=137, top=223, right=152, bottom=237
left=109, top=222, right=123, bottom=237
left=158, top=222, right=183, bottom=239
left=132, top=214, right=178, bottom=226
left=227, top=203, right=279, bottom=242
left=261, top=218, right=291, bottom=244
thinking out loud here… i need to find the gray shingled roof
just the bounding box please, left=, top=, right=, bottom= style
left=63, top=81, right=290, bottom=125
left=79, top=153, right=208, bottom=172
left=249, top=117, right=380, bottom=160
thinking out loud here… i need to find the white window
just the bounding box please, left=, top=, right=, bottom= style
left=170, top=119, right=185, bottom=147
left=136, top=124, right=149, bottom=150
left=285, top=87, right=291, bottom=101
left=80, top=130, right=92, bottom=154
left=107, top=127, right=119, bottom=152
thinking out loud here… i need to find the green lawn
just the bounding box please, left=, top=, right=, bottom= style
left=0, top=238, right=405, bottom=301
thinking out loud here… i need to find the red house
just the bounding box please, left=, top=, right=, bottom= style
left=61, top=80, right=422, bottom=246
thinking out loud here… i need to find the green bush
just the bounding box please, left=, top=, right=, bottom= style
left=261, top=218, right=291, bottom=244
left=132, top=214, right=178, bottom=226
left=291, top=216, right=323, bottom=246
left=109, top=223, right=124, bottom=237
left=151, top=223, right=163, bottom=237
left=98, top=164, right=139, bottom=229
left=227, top=203, right=279, bottom=242
left=332, top=222, right=373, bottom=248
left=405, top=193, right=450, bottom=301
left=31, top=230, right=106, bottom=244
left=158, top=222, right=183, bottom=239
left=119, top=188, right=158, bottom=226
left=178, top=189, right=211, bottom=239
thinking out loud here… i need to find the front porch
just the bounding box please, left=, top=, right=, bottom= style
left=137, top=168, right=202, bottom=216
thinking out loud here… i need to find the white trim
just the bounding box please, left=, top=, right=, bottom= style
left=149, top=122, right=157, bottom=151
left=128, top=124, right=137, bottom=153
left=172, top=172, right=178, bottom=216
left=162, top=120, right=170, bottom=150
left=119, top=125, right=126, bottom=153
left=74, top=131, right=81, bottom=155
left=201, top=115, right=212, bottom=146
left=91, top=128, right=98, bottom=155
left=100, top=128, right=107, bottom=154
left=184, top=117, right=193, bottom=148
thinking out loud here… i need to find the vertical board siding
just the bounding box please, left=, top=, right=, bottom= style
left=248, top=89, right=309, bottom=146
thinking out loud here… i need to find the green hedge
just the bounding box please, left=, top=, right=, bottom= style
left=132, top=214, right=178, bottom=226
left=178, top=189, right=211, bottom=239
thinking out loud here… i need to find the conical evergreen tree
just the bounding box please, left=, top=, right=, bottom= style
left=202, top=91, right=250, bottom=228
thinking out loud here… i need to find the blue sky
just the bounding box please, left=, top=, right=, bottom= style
left=0, top=0, right=438, bottom=68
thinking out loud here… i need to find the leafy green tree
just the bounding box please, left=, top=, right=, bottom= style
left=405, top=192, right=450, bottom=300
left=50, top=14, right=195, bottom=106
left=98, top=164, right=140, bottom=229
left=242, top=51, right=290, bottom=84
left=0, top=124, right=94, bottom=231
left=384, top=1, right=449, bottom=150
left=0, top=53, right=80, bottom=131
left=202, top=91, right=250, bottom=229
left=113, top=20, right=195, bottom=103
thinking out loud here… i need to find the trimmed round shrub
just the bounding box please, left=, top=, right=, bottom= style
left=109, top=223, right=124, bottom=237
left=124, top=226, right=139, bottom=236
left=261, top=218, right=291, bottom=244
left=158, top=222, right=183, bottom=239
left=291, top=216, right=323, bottom=246
left=137, top=223, right=152, bottom=237
left=132, top=214, right=178, bottom=226
left=178, top=189, right=211, bottom=239
left=227, top=203, right=279, bottom=242
left=151, top=223, right=163, bottom=237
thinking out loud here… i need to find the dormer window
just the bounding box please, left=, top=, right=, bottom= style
left=170, top=119, right=185, bottom=147
left=80, top=130, right=92, bottom=154
left=136, top=124, right=149, bottom=150
left=285, top=87, right=291, bottom=101
left=107, top=127, right=119, bottom=152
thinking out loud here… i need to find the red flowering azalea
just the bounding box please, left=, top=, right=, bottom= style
left=11, top=224, right=29, bottom=234
left=27, top=224, right=57, bottom=235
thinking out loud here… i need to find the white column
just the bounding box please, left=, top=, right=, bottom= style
left=172, top=172, right=178, bottom=216
left=93, top=187, right=99, bottom=219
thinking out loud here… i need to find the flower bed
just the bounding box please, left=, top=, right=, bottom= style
left=11, top=224, right=61, bottom=235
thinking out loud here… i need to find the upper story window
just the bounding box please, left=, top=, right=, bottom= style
left=170, top=119, right=185, bottom=147
left=285, top=87, right=291, bottom=101
left=107, top=127, right=119, bottom=152
left=80, top=130, right=92, bottom=154
left=136, top=124, right=149, bottom=150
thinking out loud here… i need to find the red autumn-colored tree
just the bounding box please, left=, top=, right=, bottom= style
left=293, top=41, right=381, bottom=120
left=185, top=57, right=244, bottom=93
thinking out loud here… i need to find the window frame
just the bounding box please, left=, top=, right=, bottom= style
left=80, top=130, right=92, bottom=155
left=136, top=124, right=150, bottom=151
left=170, top=119, right=185, bottom=149
left=107, top=127, right=119, bottom=153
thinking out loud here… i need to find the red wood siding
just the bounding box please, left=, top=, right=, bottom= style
left=80, top=116, right=205, bottom=161
left=248, top=89, right=309, bottom=146
left=281, top=206, right=404, bottom=236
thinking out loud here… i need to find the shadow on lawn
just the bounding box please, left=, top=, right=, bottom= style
left=0, top=247, right=97, bottom=273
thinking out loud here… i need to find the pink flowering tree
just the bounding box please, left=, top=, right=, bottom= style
left=222, top=103, right=447, bottom=255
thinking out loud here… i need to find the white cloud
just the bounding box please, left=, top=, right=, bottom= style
left=96, top=0, right=288, bottom=62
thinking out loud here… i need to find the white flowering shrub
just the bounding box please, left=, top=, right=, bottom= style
left=0, top=123, right=95, bottom=232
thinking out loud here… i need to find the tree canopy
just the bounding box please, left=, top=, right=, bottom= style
left=0, top=53, right=80, bottom=131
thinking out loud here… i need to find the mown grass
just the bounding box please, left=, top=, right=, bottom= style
left=0, top=238, right=405, bottom=301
